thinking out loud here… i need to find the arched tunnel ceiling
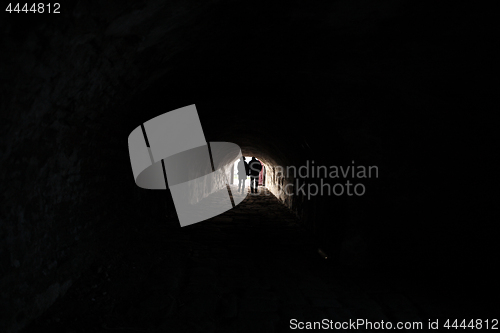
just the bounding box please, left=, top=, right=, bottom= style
left=99, top=0, right=413, bottom=168
left=3, top=0, right=487, bottom=172
left=1, top=0, right=494, bottom=204
left=0, top=1, right=438, bottom=164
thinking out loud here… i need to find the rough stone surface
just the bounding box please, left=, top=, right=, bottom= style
left=17, top=188, right=425, bottom=332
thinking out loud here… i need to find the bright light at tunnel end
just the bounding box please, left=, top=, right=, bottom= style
left=128, top=105, right=380, bottom=227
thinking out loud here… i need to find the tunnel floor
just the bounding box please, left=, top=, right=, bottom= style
left=23, top=186, right=442, bottom=332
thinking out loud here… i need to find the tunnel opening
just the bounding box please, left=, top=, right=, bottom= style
left=232, top=156, right=250, bottom=185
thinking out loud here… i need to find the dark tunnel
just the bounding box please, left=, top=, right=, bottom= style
left=1, top=1, right=498, bottom=332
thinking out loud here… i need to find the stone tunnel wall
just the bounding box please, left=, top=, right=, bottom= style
left=263, top=158, right=374, bottom=267
left=264, top=164, right=308, bottom=223
left=0, top=1, right=223, bottom=332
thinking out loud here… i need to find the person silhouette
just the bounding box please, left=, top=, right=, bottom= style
left=248, top=157, right=262, bottom=194
left=237, top=156, right=249, bottom=194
